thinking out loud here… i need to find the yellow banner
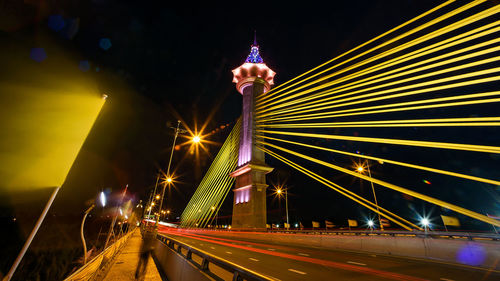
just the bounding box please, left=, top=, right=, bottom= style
left=348, top=219, right=358, bottom=227
left=312, top=221, right=320, bottom=228
left=441, top=215, right=460, bottom=226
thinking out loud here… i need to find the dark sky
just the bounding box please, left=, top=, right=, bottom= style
left=1, top=0, right=499, bottom=231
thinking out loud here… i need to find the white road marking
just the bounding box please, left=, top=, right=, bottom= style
left=440, top=278, right=455, bottom=281
left=297, top=253, right=310, bottom=256
left=347, top=261, right=367, bottom=266
left=210, top=247, right=215, bottom=250
left=288, top=269, right=307, bottom=275
left=249, top=258, right=259, bottom=262
left=225, top=251, right=232, bottom=254
left=267, top=248, right=276, bottom=251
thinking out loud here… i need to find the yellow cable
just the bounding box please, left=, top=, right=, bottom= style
left=259, top=135, right=500, bottom=186
left=258, top=129, right=500, bottom=154
left=257, top=0, right=456, bottom=104
left=259, top=146, right=419, bottom=231
left=259, top=141, right=500, bottom=227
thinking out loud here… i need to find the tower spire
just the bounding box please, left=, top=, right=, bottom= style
left=245, top=32, right=264, bottom=64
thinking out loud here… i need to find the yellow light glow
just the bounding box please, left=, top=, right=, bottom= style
left=193, top=135, right=201, bottom=143
left=155, top=195, right=160, bottom=200
left=0, top=47, right=106, bottom=191
left=166, top=177, right=172, bottom=183
left=357, top=166, right=364, bottom=173
left=151, top=202, right=155, bottom=206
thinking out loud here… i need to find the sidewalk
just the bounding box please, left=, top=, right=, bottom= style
left=103, top=229, right=162, bottom=281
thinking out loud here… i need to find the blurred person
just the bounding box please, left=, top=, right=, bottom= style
left=135, top=226, right=156, bottom=280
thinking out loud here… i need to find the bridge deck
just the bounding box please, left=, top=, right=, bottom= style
left=103, top=230, right=162, bottom=281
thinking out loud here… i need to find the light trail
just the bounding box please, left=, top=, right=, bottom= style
left=160, top=231, right=429, bottom=281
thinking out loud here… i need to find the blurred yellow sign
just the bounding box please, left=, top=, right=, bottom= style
left=441, top=215, right=460, bottom=226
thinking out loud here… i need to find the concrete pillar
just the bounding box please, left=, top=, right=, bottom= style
left=230, top=41, right=276, bottom=230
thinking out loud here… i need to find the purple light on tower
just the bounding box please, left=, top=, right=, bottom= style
left=232, top=39, right=275, bottom=166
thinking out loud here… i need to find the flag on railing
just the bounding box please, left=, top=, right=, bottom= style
left=284, top=223, right=290, bottom=228
left=441, top=215, right=460, bottom=226
left=325, top=220, right=335, bottom=228
left=380, top=218, right=391, bottom=227
left=299, top=222, right=304, bottom=230
left=312, top=221, right=320, bottom=228
left=348, top=219, right=358, bottom=227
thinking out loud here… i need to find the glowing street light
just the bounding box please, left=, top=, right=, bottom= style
left=100, top=191, right=106, bottom=207
left=192, top=135, right=201, bottom=143
left=166, top=177, right=172, bottom=183
left=421, top=217, right=430, bottom=231
left=155, top=194, right=160, bottom=200
left=367, top=220, right=374, bottom=229
left=356, top=166, right=364, bottom=173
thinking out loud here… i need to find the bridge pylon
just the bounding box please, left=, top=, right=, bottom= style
left=229, top=36, right=275, bottom=230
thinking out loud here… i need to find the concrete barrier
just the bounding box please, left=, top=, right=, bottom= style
left=153, top=240, right=214, bottom=281
left=178, top=229, right=500, bottom=270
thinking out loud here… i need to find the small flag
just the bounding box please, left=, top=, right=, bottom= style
left=325, top=220, right=335, bottom=228
left=380, top=218, right=391, bottom=227
left=348, top=219, right=358, bottom=227
left=284, top=223, right=290, bottom=228
left=266, top=224, right=270, bottom=228
left=299, top=222, right=304, bottom=230
left=312, top=221, right=320, bottom=228
left=441, top=215, right=460, bottom=226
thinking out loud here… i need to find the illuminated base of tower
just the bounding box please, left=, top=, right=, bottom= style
left=230, top=163, right=273, bottom=230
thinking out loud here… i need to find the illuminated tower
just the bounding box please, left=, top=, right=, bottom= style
left=230, top=35, right=276, bottom=230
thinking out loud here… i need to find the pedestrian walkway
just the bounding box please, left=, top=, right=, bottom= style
left=103, top=229, right=162, bottom=281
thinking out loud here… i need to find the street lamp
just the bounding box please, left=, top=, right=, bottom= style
left=421, top=217, right=430, bottom=231
left=192, top=135, right=201, bottom=143
left=274, top=186, right=289, bottom=229
left=356, top=161, right=383, bottom=231
left=156, top=121, right=184, bottom=229
left=367, top=219, right=374, bottom=229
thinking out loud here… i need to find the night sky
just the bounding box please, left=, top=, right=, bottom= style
left=1, top=0, right=499, bottom=252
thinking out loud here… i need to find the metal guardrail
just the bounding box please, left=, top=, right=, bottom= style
left=263, top=229, right=500, bottom=241
left=156, top=234, right=276, bottom=281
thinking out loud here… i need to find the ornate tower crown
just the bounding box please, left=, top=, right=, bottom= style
left=232, top=33, right=276, bottom=94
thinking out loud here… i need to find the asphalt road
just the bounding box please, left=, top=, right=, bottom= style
left=157, top=228, right=500, bottom=281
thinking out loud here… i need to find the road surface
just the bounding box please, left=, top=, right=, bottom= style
left=158, top=228, right=500, bottom=281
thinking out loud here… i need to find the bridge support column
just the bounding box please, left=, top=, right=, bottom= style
left=230, top=37, right=276, bottom=230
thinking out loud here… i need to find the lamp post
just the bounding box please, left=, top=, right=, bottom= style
left=356, top=162, right=384, bottom=231
left=156, top=120, right=184, bottom=229
left=81, top=204, right=95, bottom=265
left=276, top=187, right=289, bottom=229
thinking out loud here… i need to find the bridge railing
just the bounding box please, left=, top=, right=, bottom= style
left=155, top=233, right=275, bottom=281
left=64, top=228, right=135, bottom=281
left=264, top=229, right=500, bottom=241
